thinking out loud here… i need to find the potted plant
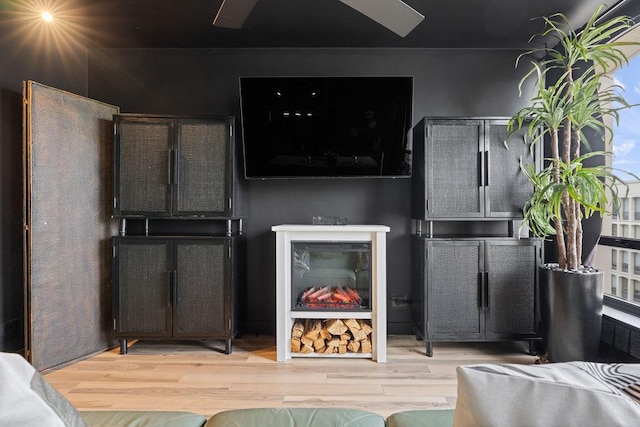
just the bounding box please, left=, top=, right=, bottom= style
left=509, top=5, right=638, bottom=362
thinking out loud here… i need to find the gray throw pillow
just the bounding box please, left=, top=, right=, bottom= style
left=454, top=362, right=640, bottom=427
left=0, top=352, right=87, bottom=427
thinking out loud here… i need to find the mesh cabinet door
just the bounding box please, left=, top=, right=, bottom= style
left=114, top=238, right=172, bottom=337
left=114, top=116, right=173, bottom=216
left=173, top=239, right=229, bottom=337
left=426, top=240, right=483, bottom=340
left=485, top=239, right=541, bottom=339
left=426, top=120, right=484, bottom=218
left=486, top=120, right=538, bottom=217
left=174, top=118, right=230, bottom=217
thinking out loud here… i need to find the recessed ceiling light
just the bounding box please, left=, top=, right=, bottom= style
left=41, top=11, right=53, bottom=22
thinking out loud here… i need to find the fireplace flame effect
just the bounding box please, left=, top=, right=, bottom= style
left=298, top=285, right=364, bottom=309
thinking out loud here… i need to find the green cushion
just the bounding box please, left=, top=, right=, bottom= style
left=79, top=410, right=207, bottom=427
left=205, top=408, right=385, bottom=427
left=386, top=409, right=455, bottom=427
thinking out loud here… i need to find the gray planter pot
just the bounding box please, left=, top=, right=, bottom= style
left=539, top=264, right=603, bottom=362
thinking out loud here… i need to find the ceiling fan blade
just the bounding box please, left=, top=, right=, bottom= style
left=213, top=0, right=258, bottom=29
left=339, top=0, right=424, bottom=37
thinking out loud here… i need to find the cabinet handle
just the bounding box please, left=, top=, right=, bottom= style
left=484, top=271, right=490, bottom=308
left=484, top=151, right=489, bottom=186
left=173, top=149, right=179, bottom=186
left=477, top=152, right=482, bottom=187
left=477, top=272, right=483, bottom=308
left=167, top=149, right=172, bottom=185
left=173, top=271, right=178, bottom=306
left=167, top=272, right=172, bottom=307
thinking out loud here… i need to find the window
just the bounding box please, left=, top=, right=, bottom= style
left=623, top=198, right=630, bottom=220
left=634, top=280, right=640, bottom=303
left=622, top=277, right=629, bottom=301
left=593, top=28, right=640, bottom=314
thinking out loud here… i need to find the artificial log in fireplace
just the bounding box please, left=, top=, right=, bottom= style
left=298, top=286, right=364, bottom=310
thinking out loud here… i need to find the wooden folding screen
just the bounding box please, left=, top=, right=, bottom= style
left=23, top=81, right=119, bottom=371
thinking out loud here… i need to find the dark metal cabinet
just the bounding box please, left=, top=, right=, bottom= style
left=412, top=117, right=539, bottom=220
left=113, top=114, right=241, bottom=218
left=113, top=236, right=241, bottom=354
left=412, top=237, right=541, bottom=356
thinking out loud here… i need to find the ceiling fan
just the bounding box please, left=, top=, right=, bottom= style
left=213, top=0, right=425, bottom=37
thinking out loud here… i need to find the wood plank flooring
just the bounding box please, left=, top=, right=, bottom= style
left=44, top=335, right=537, bottom=418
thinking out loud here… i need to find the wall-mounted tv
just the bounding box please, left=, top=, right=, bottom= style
left=239, top=76, right=413, bottom=179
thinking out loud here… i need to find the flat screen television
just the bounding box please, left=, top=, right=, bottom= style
left=239, top=76, right=413, bottom=179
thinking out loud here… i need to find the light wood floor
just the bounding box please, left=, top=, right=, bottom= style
left=44, top=335, right=537, bottom=418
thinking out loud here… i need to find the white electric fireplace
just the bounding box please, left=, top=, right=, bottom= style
left=272, top=224, right=389, bottom=362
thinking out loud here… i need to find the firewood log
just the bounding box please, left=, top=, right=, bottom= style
left=302, top=319, right=320, bottom=341
left=327, top=337, right=340, bottom=348
left=301, top=344, right=314, bottom=354
left=326, top=319, right=347, bottom=335
left=340, top=333, right=352, bottom=341
left=351, top=328, right=367, bottom=342
left=292, top=319, right=305, bottom=338
left=291, top=338, right=301, bottom=353
left=361, top=338, right=372, bottom=353
left=338, top=345, right=347, bottom=354
left=347, top=340, right=360, bottom=353
left=301, top=336, right=313, bottom=347
left=344, top=318, right=360, bottom=331
left=357, top=320, right=373, bottom=335
left=313, top=337, right=325, bottom=351
left=320, top=328, right=332, bottom=340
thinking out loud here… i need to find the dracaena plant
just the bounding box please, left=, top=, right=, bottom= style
left=508, top=5, right=638, bottom=271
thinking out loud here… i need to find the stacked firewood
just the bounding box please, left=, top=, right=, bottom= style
left=290, top=318, right=373, bottom=355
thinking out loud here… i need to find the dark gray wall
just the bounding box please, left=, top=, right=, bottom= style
left=0, top=88, right=23, bottom=352
left=0, top=37, right=88, bottom=96
left=87, top=48, right=533, bottom=334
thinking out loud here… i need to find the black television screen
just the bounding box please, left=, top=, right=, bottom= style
left=239, top=76, right=413, bottom=179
